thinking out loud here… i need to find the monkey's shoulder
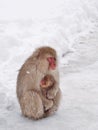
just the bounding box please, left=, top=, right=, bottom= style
left=18, top=61, right=37, bottom=78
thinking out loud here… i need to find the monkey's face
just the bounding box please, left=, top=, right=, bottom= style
left=47, top=57, right=56, bottom=70
left=37, top=46, right=57, bottom=71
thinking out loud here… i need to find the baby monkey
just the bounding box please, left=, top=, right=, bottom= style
left=40, top=75, right=55, bottom=99
left=40, top=74, right=56, bottom=113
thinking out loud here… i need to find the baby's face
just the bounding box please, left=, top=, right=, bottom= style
left=40, top=76, right=53, bottom=89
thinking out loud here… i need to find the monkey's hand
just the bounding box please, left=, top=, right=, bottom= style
left=47, top=86, right=58, bottom=100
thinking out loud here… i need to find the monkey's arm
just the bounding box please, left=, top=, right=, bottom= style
left=32, top=69, right=53, bottom=111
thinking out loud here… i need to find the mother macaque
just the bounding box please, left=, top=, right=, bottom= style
left=16, top=46, right=61, bottom=120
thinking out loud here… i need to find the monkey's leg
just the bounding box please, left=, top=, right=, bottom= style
left=44, top=88, right=61, bottom=117
left=20, top=91, right=44, bottom=120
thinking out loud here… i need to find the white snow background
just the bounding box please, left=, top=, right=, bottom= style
left=0, top=0, right=98, bottom=130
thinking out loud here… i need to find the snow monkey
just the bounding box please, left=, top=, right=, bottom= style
left=40, top=74, right=61, bottom=116
left=40, top=74, right=55, bottom=97
left=16, top=46, right=61, bottom=120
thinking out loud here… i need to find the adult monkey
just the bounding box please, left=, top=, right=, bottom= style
left=16, top=46, right=61, bottom=120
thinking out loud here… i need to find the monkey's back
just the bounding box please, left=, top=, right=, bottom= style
left=16, top=56, right=38, bottom=101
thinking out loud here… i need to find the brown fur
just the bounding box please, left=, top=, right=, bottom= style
left=16, top=46, right=61, bottom=120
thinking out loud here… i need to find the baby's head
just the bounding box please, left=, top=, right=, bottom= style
left=40, top=75, right=54, bottom=89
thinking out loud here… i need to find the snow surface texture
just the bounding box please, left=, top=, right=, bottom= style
left=0, top=0, right=98, bottom=130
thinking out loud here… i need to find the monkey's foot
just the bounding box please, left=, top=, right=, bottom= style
left=44, top=100, right=53, bottom=111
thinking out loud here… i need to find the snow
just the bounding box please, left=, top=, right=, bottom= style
left=0, top=0, right=98, bottom=130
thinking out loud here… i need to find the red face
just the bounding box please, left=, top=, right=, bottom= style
left=41, top=79, right=46, bottom=86
left=47, top=57, right=56, bottom=70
